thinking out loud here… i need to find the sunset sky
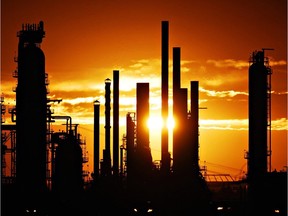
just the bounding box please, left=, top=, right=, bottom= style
left=1, top=0, right=287, bottom=179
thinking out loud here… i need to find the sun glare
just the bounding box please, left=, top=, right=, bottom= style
left=147, top=116, right=175, bottom=130
left=167, top=116, right=175, bottom=129
left=147, top=116, right=163, bottom=130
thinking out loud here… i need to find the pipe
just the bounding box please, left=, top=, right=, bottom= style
left=51, top=115, right=72, bottom=132
left=136, top=83, right=150, bottom=149
left=161, top=21, right=170, bottom=174
left=173, top=47, right=181, bottom=93
left=93, top=100, right=100, bottom=179
left=104, top=78, right=112, bottom=176
left=190, top=81, right=200, bottom=174
left=113, top=70, right=119, bottom=177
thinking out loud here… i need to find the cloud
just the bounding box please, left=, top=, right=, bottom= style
left=180, top=60, right=249, bottom=89
left=50, top=81, right=103, bottom=93
left=60, top=97, right=96, bottom=105
left=200, top=119, right=248, bottom=130
left=269, top=60, right=287, bottom=67
left=200, top=118, right=287, bottom=131
left=206, top=59, right=248, bottom=69
left=48, top=59, right=162, bottom=94
left=200, top=87, right=248, bottom=98
left=272, top=91, right=288, bottom=95
left=272, top=118, right=288, bottom=130
left=206, top=59, right=287, bottom=69
left=48, top=58, right=197, bottom=95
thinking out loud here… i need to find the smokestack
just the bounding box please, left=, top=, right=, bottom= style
left=113, top=70, right=119, bottom=177
left=173, top=88, right=188, bottom=175
left=172, top=46, right=182, bottom=175
left=126, top=112, right=136, bottom=183
left=173, top=47, right=181, bottom=93
left=161, top=20, right=170, bottom=173
left=93, top=100, right=100, bottom=180
left=190, top=81, right=200, bottom=174
left=104, top=78, right=112, bottom=176
left=136, top=83, right=150, bottom=149
left=136, top=83, right=153, bottom=180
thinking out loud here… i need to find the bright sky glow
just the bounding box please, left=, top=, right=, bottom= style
left=1, top=0, right=287, bottom=176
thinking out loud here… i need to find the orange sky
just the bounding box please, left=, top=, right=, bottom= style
left=1, top=0, right=287, bottom=179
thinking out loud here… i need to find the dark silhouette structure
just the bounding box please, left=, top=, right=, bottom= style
left=15, top=21, right=48, bottom=210
left=190, top=81, right=200, bottom=175
left=247, top=49, right=272, bottom=180
left=161, top=21, right=170, bottom=175
left=102, top=78, right=112, bottom=177
left=1, top=22, right=89, bottom=215
left=93, top=100, right=100, bottom=180
left=113, top=70, right=120, bottom=177
left=172, top=47, right=202, bottom=176
left=135, top=83, right=153, bottom=181
left=245, top=49, right=286, bottom=215
left=126, top=112, right=136, bottom=183
left=52, top=128, right=83, bottom=196
left=172, top=46, right=182, bottom=174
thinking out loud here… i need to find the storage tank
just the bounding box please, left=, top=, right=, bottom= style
left=53, top=131, right=83, bottom=196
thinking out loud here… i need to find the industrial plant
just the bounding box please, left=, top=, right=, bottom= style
left=1, top=21, right=286, bottom=216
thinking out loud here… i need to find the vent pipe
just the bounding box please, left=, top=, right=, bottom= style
left=161, top=21, right=170, bottom=173
left=113, top=70, right=119, bottom=177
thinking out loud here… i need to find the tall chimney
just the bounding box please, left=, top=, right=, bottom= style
left=104, top=78, right=112, bottom=176
left=172, top=47, right=181, bottom=160
left=136, top=83, right=153, bottom=180
left=173, top=47, right=181, bottom=92
left=136, top=83, right=150, bottom=149
left=173, top=88, right=188, bottom=175
left=161, top=20, right=170, bottom=173
left=172, top=47, right=182, bottom=175
left=190, top=81, right=200, bottom=174
left=126, top=112, right=136, bottom=183
left=113, top=70, right=119, bottom=177
left=93, top=100, right=100, bottom=179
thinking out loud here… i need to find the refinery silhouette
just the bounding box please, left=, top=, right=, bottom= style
left=1, top=21, right=287, bottom=216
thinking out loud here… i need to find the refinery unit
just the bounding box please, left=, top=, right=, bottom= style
left=1, top=21, right=287, bottom=216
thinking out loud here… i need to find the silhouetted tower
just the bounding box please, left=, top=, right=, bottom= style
left=246, top=48, right=274, bottom=216
left=161, top=21, right=170, bottom=174
left=172, top=47, right=182, bottom=174
left=173, top=87, right=189, bottom=175
left=103, top=78, right=112, bottom=176
left=113, top=70, right=119, bottom=177
left=136, top=83, right=150, bottom=151
left=136, top=83, right=153, bottom=178
left=15, top=21, right=48, bottom=203
left=173, top=47, right=181, bottom=92
left=247, top=49, right=273, bottom=180
left=190, top=81, right=200, bottom=174
left=93, top=100, right=100, bottom=179
left=126, top=112, right=136, bottom=183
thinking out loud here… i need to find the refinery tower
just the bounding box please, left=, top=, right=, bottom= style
left=15, top=21, right=48, bottom=203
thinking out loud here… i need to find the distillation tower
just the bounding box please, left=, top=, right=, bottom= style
left=15, top=22, right=48, bottom=202
left=247, top=49, right=273, bottom=180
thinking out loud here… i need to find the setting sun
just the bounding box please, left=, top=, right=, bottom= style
left=147, top=116, right=163, bottom=130
left=147, top=115, right=175, bottom=130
